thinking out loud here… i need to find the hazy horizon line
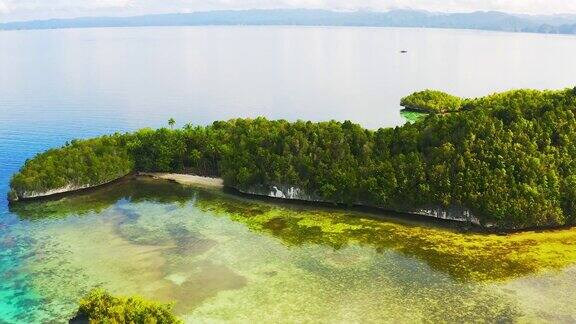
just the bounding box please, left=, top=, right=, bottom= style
left=3, top=8, right=576, bottom=24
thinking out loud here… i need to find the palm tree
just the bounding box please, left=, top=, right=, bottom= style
left=168, top=118, right=175, bottom=129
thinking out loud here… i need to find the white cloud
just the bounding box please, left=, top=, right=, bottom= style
left=3, top=0, right=576, bottom=22
left=0, top=0, right=131, bottom=17
left=0, top=2, right=8, bottom=14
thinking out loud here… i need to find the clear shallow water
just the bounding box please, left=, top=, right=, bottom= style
left=3, top=179, right=576, bottom=322
left=1, top=26, right=576, bottom=322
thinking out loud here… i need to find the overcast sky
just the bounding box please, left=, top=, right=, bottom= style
left=2, top=0, right=576, bottom=22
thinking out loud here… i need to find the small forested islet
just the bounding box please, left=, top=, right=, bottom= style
left=400, top=89, right=464, bottom=113
left=72, top=289, right=181, bottom=323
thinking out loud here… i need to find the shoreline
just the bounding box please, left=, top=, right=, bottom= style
left=8, top=173, right=224, bottom=204
left=9, top=173, right=574, bottom=233
left=7, top=175, right=132, bottom=205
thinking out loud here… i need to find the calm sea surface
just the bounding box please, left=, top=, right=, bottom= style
left=1, top=26, right=576, bottom=322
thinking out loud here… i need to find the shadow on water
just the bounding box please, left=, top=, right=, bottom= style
left=9, top=177, right=576, bottom=282
left=8, top=177, right=195, bottom=220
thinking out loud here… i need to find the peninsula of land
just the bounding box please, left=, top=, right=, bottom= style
left=9, top=87, right=576, bottom=230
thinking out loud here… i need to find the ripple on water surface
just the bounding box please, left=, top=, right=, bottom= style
left=3, top=178, right=576, bottom=322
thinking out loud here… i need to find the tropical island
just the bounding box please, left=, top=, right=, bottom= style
left=9, top=87, right=576, bottom=230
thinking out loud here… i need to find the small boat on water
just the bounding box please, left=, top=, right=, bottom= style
left=400, top=50, right=408, bottom=53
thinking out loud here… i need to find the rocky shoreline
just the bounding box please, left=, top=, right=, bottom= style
left=236, top=183, right=481, bottom=226
left=9, top=173, right=482, bottom=227
left=7, top=173, right=131, bottom=204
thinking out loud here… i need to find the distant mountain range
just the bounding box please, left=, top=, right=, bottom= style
left=2, top=9, right=576, bottom=35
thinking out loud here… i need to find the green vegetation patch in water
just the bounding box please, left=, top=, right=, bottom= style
left=74, top=288, right=181, bottom=323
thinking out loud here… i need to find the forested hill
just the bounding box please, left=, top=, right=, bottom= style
left=9, top=87, right=576, bottom=230
left=2, top=9, right=576, bottom=35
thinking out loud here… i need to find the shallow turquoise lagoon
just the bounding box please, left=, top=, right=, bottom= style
left=1, top=178, right=575, bottom=322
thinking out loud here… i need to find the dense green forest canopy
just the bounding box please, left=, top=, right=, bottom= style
left=10, top=87, right=576, bottom=229
left=9, top=136, right=133, bottom=201
left=400, top=89, right=464, bottom=113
